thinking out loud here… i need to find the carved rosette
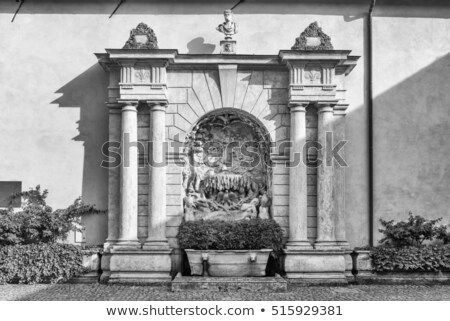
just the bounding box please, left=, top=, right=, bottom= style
left=123, top=22, right=158, bottom=49
left=291, top=21, right=333, bottom=50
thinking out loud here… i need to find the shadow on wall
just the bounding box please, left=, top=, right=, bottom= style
left=187, top=37, right=216, bottom=54
left=2, top=0, right=450, bottom=18
left=52, top=64, right=109, bottom=245
left=0, top=0, right=368, bottom=15
left=371, top=52, right=450, bottom=242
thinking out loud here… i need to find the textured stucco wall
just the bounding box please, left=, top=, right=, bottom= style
left=2, top=1, right=448, bottom=247
left=372, top=7, right=450, bottom=243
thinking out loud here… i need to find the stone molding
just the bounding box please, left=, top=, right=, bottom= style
left=218, top=64, right=237, bottom=107
left=291, top=22, right=333, bottom=51
left=96, top=50, right=358, bottom=106
left=123, top=23, right=159, bottom=50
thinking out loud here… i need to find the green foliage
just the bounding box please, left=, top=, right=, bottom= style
left=80, top=245, right=104, bottom=256
left=436, top=226, right=450, bottom=245
left=0, top=185, right=105, bottom=245
left=379, top=212, right=447, bottom=247
left=0, top=243, right=83, bottom=284
left=370, top=245, right=450, bottom=272
left=0, top=210, right=22, bottom=245
left=177, top=219, right=284, bottom=251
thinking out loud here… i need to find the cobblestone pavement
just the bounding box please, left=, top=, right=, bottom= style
left=1, top=284, right=449, bottom=301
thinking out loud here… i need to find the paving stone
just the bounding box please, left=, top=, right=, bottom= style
left=1, top=284, right=450, bottom=301
left=171, top=275, right=287, bottom=292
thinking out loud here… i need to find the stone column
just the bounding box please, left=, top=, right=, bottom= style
left=286, top=103, right=312, bottom=250
left=115, top=102, right=140, bottom=249
left=105, top=107, right=121, bottom=249
left=315, top=103, right=338, bottom=249
left=144, top=102, right=170, bottom=250
left=333, top=106, right=350, bottom=248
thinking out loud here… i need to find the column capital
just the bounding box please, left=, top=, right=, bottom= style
left=106, top=103, right=123, bottom=112
left=121, top=105, right=138, bottom=113
left=288, top=101, right=309, bottom=112
left=118, top=100, right=139, bottom=107
left=315, top=101, right=337, bottom=111
left=147, top=100, right=168, bottom=112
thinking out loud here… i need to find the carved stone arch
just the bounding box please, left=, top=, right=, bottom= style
left=181, top=108, right=273, bottom=222
left=185, top=107, right=273, bottom=144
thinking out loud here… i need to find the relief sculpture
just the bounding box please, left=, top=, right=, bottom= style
left=182, top=111, right=272, bottom=222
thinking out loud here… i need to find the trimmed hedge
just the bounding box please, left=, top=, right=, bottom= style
left=177, top=219, right=284, bottom=251
left=0, top=243, right=83, bottom=284
left=370, top=245, right=450, bottom=272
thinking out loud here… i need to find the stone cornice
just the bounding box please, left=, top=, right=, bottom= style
left=96, top=49, right=360, bottom=75
left=279, top=50, right=352, bottom=61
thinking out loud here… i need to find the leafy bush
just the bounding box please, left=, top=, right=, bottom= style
left=379, top=212, right=447, bottom=247
left=437, top=227, right=450, bottom=245
left=370, top=245, right=450, bottom=272
left=0, top=243, right=83, bottom=284
left=177, top=219, right=284, bottom=251
left=0, top=185, right=104, bottom=245
left=0, top=210, right=22, bottom=245
left=80, top=245, right=104, bottom=256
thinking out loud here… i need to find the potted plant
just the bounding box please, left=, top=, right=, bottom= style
left=177, top=219, right=283, bottom=277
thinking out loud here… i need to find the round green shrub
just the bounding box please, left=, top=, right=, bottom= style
left=0, top=243, right=83, bottom=284
left=177, top=219, right=284, bottom=251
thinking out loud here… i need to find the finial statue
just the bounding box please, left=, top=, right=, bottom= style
left=216, top=9, right=238, bottom=40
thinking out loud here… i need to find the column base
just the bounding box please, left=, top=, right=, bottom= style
left=109, top=249, right=172, bottom=284
left=284, top=249, right=347, bottom=284
left=314, top=240, right=341, bottom=250
left=143, top=240, right=170, bottom=251
left=103, top=240, right=119, bottom=251
left=336, top=240, right=351, bottom=249
left=285, top=240, right=313, bottom=250
left=111, top=240, right=141, bottom=251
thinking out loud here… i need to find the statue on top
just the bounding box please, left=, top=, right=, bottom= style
left=216, top=9, right=238, bottom=39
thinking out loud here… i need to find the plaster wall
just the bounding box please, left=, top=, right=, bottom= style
left=371, top=8, right=450, bottom=243
left=0, top=0, right=448, bottom=247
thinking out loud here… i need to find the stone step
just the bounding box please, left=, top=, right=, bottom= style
left=171, top=274, right=287, bottom=292
left=69, top=272, right=100, bottom=284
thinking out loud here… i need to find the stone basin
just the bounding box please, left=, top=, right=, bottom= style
left=185, top=249, right=272, bottom=277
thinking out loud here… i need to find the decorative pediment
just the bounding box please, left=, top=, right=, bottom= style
left=123, top=23, right=158, bottom=49
left=291, top=22, right=333, bottom=50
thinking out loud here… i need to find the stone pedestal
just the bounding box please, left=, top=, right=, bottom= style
left=108, top=250, right=172, bottom=284
left=284, top=250, right=347, bottom=284
left=220, top=39, right=236, bottom=54
left=354, top=250, right=373, bottom=278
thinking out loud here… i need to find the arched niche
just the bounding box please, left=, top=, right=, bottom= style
left=181, top=108, right=273, bottom=222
